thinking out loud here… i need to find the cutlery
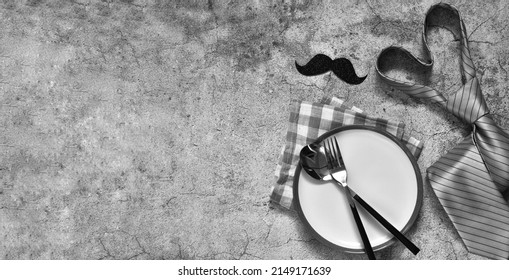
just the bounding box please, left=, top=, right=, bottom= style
left=300, top=136, right=420, bottom=257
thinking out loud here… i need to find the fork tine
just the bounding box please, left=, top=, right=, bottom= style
left=323, top=138, right=332, bottom=169
left=332, top=136, right=345, bottom=167
left=326, top=138, right=337, bottom=168
left=330, top=138, right=338, bottom=167
left=326, top=137, right=338, bottom=168
left=328, top=138, right=336, bottom=168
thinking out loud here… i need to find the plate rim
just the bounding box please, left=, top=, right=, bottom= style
left=293, top=125, right=423, bottom=254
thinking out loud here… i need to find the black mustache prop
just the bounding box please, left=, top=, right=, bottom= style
left=295, top=54, right=367, bottom=85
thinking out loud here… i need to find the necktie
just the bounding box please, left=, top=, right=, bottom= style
left=376, top=3, right=509, bottom=259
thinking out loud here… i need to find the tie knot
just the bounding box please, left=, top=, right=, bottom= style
left=473, top=115, right=509, bottom=201
left=445, top=77, right=489, bottom=124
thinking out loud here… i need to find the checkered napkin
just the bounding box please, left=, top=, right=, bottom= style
left=270, top=97, right=424, bottom=210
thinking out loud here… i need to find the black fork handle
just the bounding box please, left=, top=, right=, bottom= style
left=353, top=194, right=420, bottom=255
left=348, top=200, right=376, bottom=260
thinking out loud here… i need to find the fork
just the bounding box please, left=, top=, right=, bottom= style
left=324, top=136, right=420, bottom=258
left=324, top=137, right=376, bottom=259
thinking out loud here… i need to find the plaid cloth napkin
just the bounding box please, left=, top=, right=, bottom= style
left=270, top=96, right=424, bottom=209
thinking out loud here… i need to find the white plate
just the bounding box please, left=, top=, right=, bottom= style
left=294, top=125, right=422, bottom=253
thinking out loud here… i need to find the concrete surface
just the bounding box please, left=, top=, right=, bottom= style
left=0, top=0, right=508, bottom=260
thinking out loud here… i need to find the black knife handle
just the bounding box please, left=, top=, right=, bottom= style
left=353, top=194, right=420, bottom=255
left=348, top=201, right=376, bottom=260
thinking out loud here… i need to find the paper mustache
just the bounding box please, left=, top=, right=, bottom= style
left=295, top=54, right=367, bottom=85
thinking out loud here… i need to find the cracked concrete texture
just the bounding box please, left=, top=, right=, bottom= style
left=0, top=0, right=507, bottom=260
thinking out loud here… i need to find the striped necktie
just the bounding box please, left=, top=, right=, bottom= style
left=376, top=3, right=509, bottom=259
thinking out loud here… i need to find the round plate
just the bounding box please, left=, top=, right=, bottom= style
left=293, top=125, right=423, bottom=253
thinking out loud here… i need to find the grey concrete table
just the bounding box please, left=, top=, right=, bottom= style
left=1, top=0, right=507, bottom=260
